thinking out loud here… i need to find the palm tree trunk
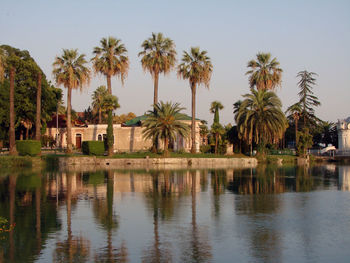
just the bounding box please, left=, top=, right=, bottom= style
left=66, top=86, right=72, bottom=153
left=35, top=72, right=42, bottom=141
left=107, top=74, right=112, bottom=94
left=191, top=83, right=196, bottom=153
left=164, top=137, right=169, bottom=157
left=26, top=127, right=29, bottom=140
left=153, top=71, right=159, bottom=107
left=99, top=108, right=102, bottom=124
left=9, top=67, right=17, bottom=155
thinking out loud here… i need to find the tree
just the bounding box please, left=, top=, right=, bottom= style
left=246, top=52, right=282, bottom=90
left=114, top=112, right=136, bottom=124
left=0, top=45, right=62, bottom=148
left=296, top=128, right=313, bottom=157
left=102, top=94, right=120, bottom=153
left=0, top=47, right=5, bottom=83
left=35, top=72, right=42, bottom=141
left=210, top=122, right=225, bottom=154
left=142, top=101, right=190, bottom=156
left=286, top=102, right=302, bottom=145
left=296, top=70, right=321, bottom=128
left=235, top=89, right=287, bottom=155
left=210, top=101, right=224, bottom=124
left=210, top=101, right=224, bottom=154
left=52, top=49, right=90, bottom=153
left=92, top=86, right=108, bottom=124
left=178, top=47, right=213, bottom=153
left=9, top=66, right=16, bottom=154
left=139, top=32, right=177, bottom=106
left=92, top=37, right=129, bottom=156
left=199, top=120, right=209, bottom=146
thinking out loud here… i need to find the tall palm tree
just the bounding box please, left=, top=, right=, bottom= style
left=235, top=89, right=287, bottom=154
left=92, top=37, right=129, bottom=156
left=142, top=101, right=190, bottom=156
left=246, top=52, right=282, bottom=90
left=52, top=49, right=91, bottom=153
left=138, top=32, right=177, bottom=106
left=91, top=85, right=108, bottom=124
left=178, top=47, right=213, bottom=153
left=286, top=102, right=302, bottom=145
left=210, top=101, right=224, bottom=124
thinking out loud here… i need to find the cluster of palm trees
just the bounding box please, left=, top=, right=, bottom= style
left=52, top=33, right=213, bottom=155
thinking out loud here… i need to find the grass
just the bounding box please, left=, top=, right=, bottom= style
left=0, top=156, right=39, bottom=168
left=265, top=154, right=297, bottom=164
left=99, top=152, right=250, bottom=159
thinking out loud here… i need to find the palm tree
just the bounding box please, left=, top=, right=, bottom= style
left=138, top=32, right=177, bottom=106
left=286, top=102, right=302, bottom=145
left=235, top=89, right=287, bottom=155
left=296, top=70, right=320, bottom=127
left=92, top=85, right=108, bottom=124
left=103, top=94, right=120, bottom=154
left=210, top=101, right=224, bottom=124
left=92, top=37, right=129, bottom=156
left=246, top=52, right=282, bottom=90
left=211, top=122, right=224, bottom=154
left=178, top=47, right=213, bottom=153
left=142, top=101, right=190, bottom=156
left=52, top=49, right=91, bottom=153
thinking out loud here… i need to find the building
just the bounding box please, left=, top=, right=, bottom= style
left=337, top=117, right=350, bottom=155
left=45, top=114, right=201, bottom=152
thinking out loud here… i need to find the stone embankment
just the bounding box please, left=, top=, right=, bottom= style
left=58, top=156, right=257, bottom=171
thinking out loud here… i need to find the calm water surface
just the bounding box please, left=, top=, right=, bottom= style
left=0, top=164, right=350, bottom=263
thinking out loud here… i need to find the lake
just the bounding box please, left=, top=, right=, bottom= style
left=0, top=164, right=350, bottom=262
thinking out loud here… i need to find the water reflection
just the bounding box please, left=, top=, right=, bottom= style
left=0, top=165, right=348, bottom=262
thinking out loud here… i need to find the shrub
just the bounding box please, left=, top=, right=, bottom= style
left=200, top=145, right=212, bottom=153
left=16, top=140, right=41, bottom=156
left=82, top=141, right=105, bottom=156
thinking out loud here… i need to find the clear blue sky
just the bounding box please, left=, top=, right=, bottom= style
left=1, top=0, right=349, bottom=125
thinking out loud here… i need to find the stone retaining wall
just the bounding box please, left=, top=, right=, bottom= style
left=58, top=156, right=258, bottom=171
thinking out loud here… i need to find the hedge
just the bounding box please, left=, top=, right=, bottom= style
left=82, top=141, right=105, bottom=156
left=16, top=140, right=41, bottom=156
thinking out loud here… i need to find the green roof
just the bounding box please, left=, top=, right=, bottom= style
left=124, top=114, right=200, bottom=126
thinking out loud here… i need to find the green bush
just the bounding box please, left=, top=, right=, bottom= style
left=16, top=140, right=41, bottom=156
left=200, top=145, right=212, bottom=153
left=82, top=141, right=105, bottom=156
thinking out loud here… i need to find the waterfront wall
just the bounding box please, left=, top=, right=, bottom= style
left=57, top=157, right=258, bottom=171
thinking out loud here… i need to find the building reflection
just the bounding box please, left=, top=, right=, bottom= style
left=339, top=166, right=350, bottom=191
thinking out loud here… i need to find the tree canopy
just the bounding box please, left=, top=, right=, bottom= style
left=0, top=45, right=62, bottom=142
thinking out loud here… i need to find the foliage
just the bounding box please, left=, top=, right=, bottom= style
left=92, top=85, right=108, bottom=123
left=210, top=101, right=223, bottom=124
left=106, top=111, right=114, bottom=151
left=16, top=140, right=41, bottom=156
left=235, top=89, right=287, bottom=154
left=0, top=45, right=62, bottom=142
left=92, top=37, right=129, bottom=87
left=296, top=128, right=313, bottom=157
left=82, top=141, right=106, bottom=156
left=246, top=52, right=282, bottom=90
left=210, top=122, right=225, bottom=154
left=114, top=112, right=136, bottom=124
left=296, top=70, right=321, bottom=128
left=142, top=101, right=190, bottom=156
left=139, top=32, right=176, bottom=105
left=200, top=144, right=212, bottom=153
left=41, top=135, right=56, bottom=148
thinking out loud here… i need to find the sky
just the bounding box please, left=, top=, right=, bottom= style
left=1, top=0, right=349, bottom=125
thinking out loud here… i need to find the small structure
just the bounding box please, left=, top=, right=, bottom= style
left=45, top=114, right=201, bottom=153
left=337, top=117, right=350, bottom=155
